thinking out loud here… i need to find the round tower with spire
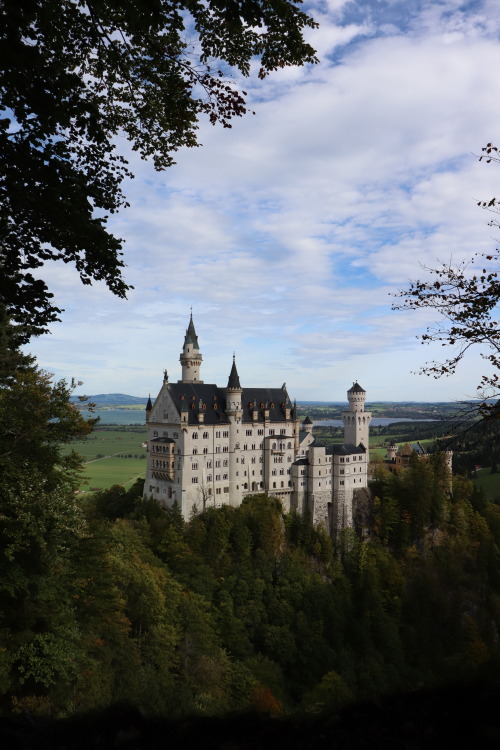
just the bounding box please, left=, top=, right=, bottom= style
left=342, top=382, right=372, bottom=452
left=179, top=312, right=203, bottom=383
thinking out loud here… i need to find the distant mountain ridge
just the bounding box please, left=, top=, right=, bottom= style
left=71, top=393, right=148, bottom=406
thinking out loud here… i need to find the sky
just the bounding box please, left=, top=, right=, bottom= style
left=25, top=0, right=500, bottom=403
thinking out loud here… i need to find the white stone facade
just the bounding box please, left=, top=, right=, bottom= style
left=144, top=316, right=370, bottom=534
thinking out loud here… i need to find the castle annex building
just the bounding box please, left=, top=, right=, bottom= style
left=144, top=316, right=371, bottom=534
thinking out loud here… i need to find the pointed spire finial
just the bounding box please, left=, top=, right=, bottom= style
left=227, top=354, right=241, bottom=389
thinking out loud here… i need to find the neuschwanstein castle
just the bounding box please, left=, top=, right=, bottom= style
left=144, top=315, right=371, bottom=534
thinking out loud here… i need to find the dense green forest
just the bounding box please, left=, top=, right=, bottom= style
left=2, top=312, right=500, bottom=723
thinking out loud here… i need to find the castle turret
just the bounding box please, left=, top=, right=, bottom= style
left=146, top=394, right=152, bottom=422
left=225, top=356, right=242, bottom=503
left=179, top=313, right=203, bottom=383
left=342, top=382, right=371, bottom=453
left=302, top=415, right=313, bottom=435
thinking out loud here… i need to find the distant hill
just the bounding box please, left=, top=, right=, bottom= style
left=71, top=393, right=148, bottom=406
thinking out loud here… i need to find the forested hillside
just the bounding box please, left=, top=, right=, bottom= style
left=2, top=474, right=500, bottom=719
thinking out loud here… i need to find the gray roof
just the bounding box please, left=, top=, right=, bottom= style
left=348, top=382, right=365, bottom=394
left=302, top=416, right=313, bottom=425
left=411, top=442, right=426, bottom=454
left=151, top=437, right=175, bottom=443
left=227, top=357, right=241, bottom=389
left=183, top=315, right=199, bottom=348
left=164, top=383, right=294, bottom=426
left=326, top=443, right=366, bottom=455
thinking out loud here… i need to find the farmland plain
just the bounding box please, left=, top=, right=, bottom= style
left=63, top=428, right=147, bottom=491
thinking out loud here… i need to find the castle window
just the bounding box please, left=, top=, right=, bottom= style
left=252, top=444, right=256, bottom=450
left=340, top=480, right=344, bottom=486
left=216, top=474, right=220, bottom=481
left=269, top=429, right=275, bottom=436
left=223, top=446, right=228, bottom=453
left=203, top=432, right=209, bottom=439
left=203, top=447, right=208, bottom=454
left=318, top=470, right=321, bottom=475
left=280, top=481, right=284, bottom=487
left=207, top=461, right=212, bottom=468
left=243, top=444, right=248, bottom=450
left=192, top=463, right=198, bottom=470
left=223, top=459, right=228, bottom=467
left=340, top=457, right=344, bottom=463
left=280, top=429, right=286, bottom=435
left=270, top=402, right=274, bottom=408
left=216, top=446, right=221, bottom=453
left=207, top=475, right=212, bottom=482
left=246, top=430, right=252, bottom=436
left=173, top=432, right=178, bottom=438
left=272, top=443, right=277, bottom=449
left=223, top=473, right=228, bottom=480
left=279, top=469, right=284, bottom=475
left=223, top=431, right=229, bottom=438
left=340, top=469, right=344, bottom=475
left=241, top=457, right=245, bottom=464
left=258, top=429, right=264, bottom=436
left=224, top=487, right=229, bottom=493
left=191, top=403, right=196, bottom=409
left=287, top=442, right=292, bottom=449
left=272, top=470, right=277, bottom=476
left=216, top=488, right=221, bottom=495
left=193, top=447, right=197, bottom=455
left=216, top=460, right=221, bottom=468
left=191, top=477, right=198, bottom=483
left=273, top=482, right=276, bottom=488
left=216, top=431, right=220, bottom=438
left=353, top=456, right=357, bottom=461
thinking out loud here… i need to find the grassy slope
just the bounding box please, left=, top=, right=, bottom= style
left=63, top=429, right=148, bottom=491
left=472, top=468, right=500, bottom=502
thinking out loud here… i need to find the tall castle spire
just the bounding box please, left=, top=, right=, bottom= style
left=179, top=312, right=203, bottom=383
left=227, top=354, right=241, bottom=390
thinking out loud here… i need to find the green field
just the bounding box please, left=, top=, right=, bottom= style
left=64, top=429, right=148, bottom=491
left=472, top=468, right=500, bottom=502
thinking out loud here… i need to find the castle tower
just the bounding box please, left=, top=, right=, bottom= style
left=342, top=382, right=371, bottom=452
left=302, top=415, right=313, bottom=434
left=225, top=356, right=242, bottom=503
left=179, top=313, right=203, bottom=383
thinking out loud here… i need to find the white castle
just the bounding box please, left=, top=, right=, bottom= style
left=144, top=315, right=371, bottom=534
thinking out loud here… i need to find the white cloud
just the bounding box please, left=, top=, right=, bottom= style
left=25, top=0, right=500, bottom=402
